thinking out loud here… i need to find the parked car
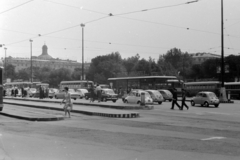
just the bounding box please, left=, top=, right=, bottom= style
left=100, top=88, right=118, bottom=102
left=145, top=90, right=164, bottom=104
left=28, top=88, right=37, bottom=97
left=55, top=89, right=80, bottom=100
left=124, top=90, right=153, bottom=105
left=190, top=91, right=220, bottom=107
left=76, top=89, right=89, bottom=99
left=48, top=88, right=59, bottom=99
left=122, top=89, right=144, bottom=102
left=158, top=89, right=173, bottom=102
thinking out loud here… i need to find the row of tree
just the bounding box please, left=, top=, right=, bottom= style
left=5, top=48, right=240, bottom=87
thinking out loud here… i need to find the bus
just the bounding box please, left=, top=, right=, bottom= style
left=225, top=82, right=240, bottom=100
left=184, top=81, right=221, bottom=97
left=4, top=81, right=42, bottom=96
left=108, top=76, right=182, bottom=94
left=60, top=80, right=94, bottom=90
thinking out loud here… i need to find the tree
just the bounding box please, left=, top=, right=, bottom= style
left=163, top=48, right=182, bottom=70
left=87, top=52, right=125, bottom=84
left=17, top=69, right=29, bottom=81
left=122, top=54, right=140, bottom=76
left=5, top=64, right=16, bottom=80
left=71, top=68, right=81, bottom=80
left=133, top=58, right=151, bottom=76
left=48, top=68, right=72, bottom=88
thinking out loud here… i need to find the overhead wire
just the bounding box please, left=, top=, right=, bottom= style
left=0, top=0, right=34, bottom=15
left=41, top=0, right=240, bottom=38
left=111, top=0, right=199, bottom=16
left=3, top=0, right=240, bottom=55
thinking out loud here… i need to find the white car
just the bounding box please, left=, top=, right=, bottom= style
left=55, top=89, right=80, bottom=100
left=76, top=89, right=89, bottom=99
left=124, top=90, right=153, bottom=105
left=28, top=88, right=37, bottom=97
left=158, top=89, right=173, bottom=102
left=145, top=90, right=164, bottom=104
left=48, top=88, right=59, bottom=99
left=191, top=91, right=220, bottom=107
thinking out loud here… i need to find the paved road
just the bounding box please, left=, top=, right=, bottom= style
left=0, top=99, right=240, bottom=160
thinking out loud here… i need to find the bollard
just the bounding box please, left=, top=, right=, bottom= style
left=140, top=92, right=145, bottom=106
left=0, top=60, right=3, bottom=111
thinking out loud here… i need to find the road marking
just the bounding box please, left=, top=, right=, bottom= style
left=201, top=137, right=226, bottom=141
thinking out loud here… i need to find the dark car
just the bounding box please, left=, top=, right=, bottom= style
left=100, top=88, right=118, bottom=103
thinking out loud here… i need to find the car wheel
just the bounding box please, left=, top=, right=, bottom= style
left=158, top=101, right=162, bottom=104
left=103, top=98, right=107, bottom=102
left=74, top=98, right=76, bottom=100
left=204, top=101, right=209, bottom=107
left=215, top=104, right=219, bottom=107
left=124, top=99, right=128, bottom=103
left=112, top=100, right=116, bottom=103
left=169, top=99, right=172, bottom=102
left=85, top=96, right=89, bottom=100
left=191, top=101, right=195, bottom=106
left=55, top=95, right=58, bottom=99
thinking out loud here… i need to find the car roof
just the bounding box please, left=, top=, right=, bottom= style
left=198, top=91, right=214, bottom=93
left=146, top=90, right=158, bottom=92
left=101, top=88, right=113, bottom=91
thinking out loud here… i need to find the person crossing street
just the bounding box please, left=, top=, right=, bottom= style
left=171, top=88, right=181, bottom=110
left=181, top=89, right=189, bottom=110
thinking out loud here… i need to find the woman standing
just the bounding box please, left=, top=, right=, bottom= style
left=60, top=87, right=73, bottom=118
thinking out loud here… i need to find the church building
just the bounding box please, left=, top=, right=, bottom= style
left=4, top=44, right=89, bottom=72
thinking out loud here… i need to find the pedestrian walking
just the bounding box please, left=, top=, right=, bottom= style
left=60, top=87, right=73, bottom=118
left=39, top=86, right=43, bottom=99
left=171, top=88, right=181, bottom=110
left=96, top=84, right=102, bottom=102
left=89, top=85, right=95, bottom=102
left=181, top=89, right=189, bottom=110
left=11, top=87, right=14, bottom=97
left=14, top=87, right=18, bottom=97
left=21, top=87, right=24, bottom=97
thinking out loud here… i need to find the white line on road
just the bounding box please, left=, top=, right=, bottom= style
left=201, top=137, right=226, bottom=141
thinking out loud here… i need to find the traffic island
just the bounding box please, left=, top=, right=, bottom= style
left=3, top=101, right=140, bottom=119
left=0, top=105, right=65, bottom=121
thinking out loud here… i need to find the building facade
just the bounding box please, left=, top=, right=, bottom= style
left=190, top=53, right=221, bottom=64
left=3, top=44, right=90, bottom=72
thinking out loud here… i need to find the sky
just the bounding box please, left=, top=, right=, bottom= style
left=0, top=0, right=240, bottom=63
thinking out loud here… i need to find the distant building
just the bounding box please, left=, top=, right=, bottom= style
left=3, top=44, right=90, bottom=72
left=190, top=53, right=221, bottom=64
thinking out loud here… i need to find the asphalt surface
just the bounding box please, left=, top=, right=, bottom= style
left=1, top=100, right=240, bottom=160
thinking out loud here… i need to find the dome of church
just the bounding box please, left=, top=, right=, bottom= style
left=38, top=54, right=53, bottom=60
left=38, top=43, right=53, bottom=60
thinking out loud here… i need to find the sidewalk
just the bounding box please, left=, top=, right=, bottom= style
left=2, top=98, right=140, bottom=120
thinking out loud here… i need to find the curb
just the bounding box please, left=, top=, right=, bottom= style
left=220, top=100, right=234, bottom=103
left=0, top=111, right=64, bottom=121
left=3, top=102, right=140, bottom=118
left=3, top=97, right=148, bottom=110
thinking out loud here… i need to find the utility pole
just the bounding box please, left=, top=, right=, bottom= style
left=81, top=23, right=85, bottom=80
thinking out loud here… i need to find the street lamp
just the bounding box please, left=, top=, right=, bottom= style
left=29, top=39, right=33, bottom=83
left=4, top=47, right=7, bottom=79
left=80, top=23, right=85, bottom=80
left=219, top=0, right=227, bottom=102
